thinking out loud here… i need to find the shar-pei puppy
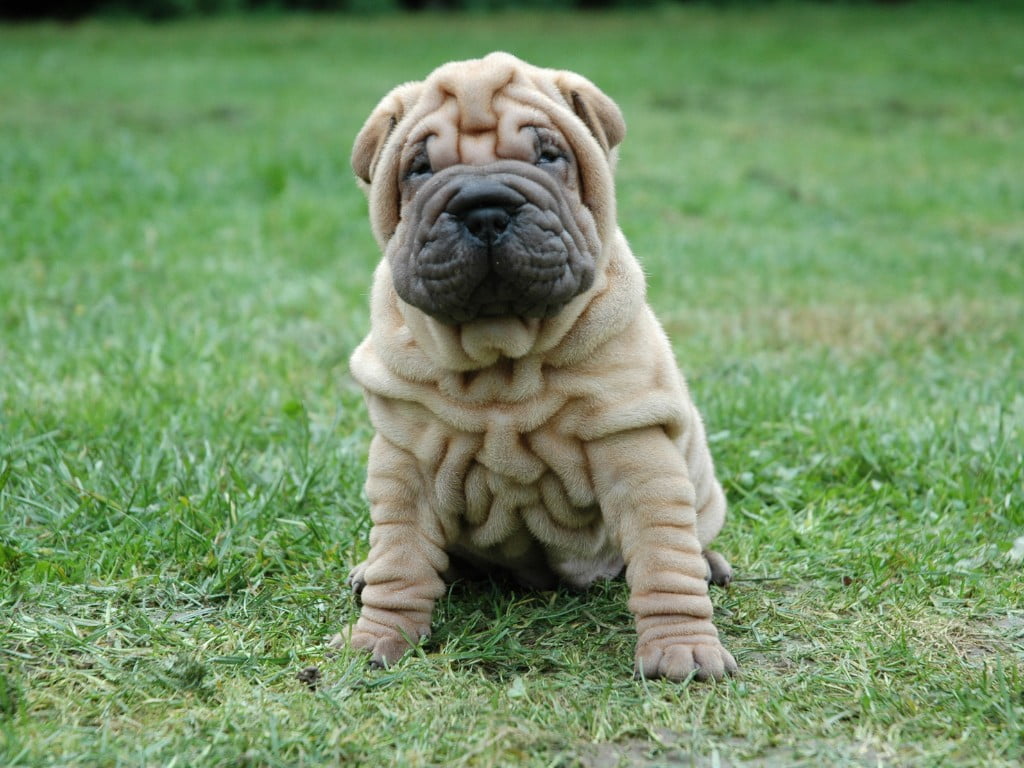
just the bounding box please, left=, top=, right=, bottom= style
left=338, top=52, right=737, bottom=681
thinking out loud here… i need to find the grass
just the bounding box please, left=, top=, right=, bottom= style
left=1, top=3, right=1022, bottom=766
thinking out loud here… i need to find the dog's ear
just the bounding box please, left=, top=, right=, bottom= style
left=555, top=73, right=626, bottom=155
left=352, top=82, right=423, bottom=185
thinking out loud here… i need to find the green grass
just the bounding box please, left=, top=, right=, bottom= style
left=1, top=4, right=1023, bottom=766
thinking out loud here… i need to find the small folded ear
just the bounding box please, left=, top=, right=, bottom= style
left=555, top=73, right=626, bottom=154
left=351, top=81, right=424, bottom=184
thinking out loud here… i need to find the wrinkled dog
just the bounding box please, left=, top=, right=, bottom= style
left=338, top=53, right=736, bottom=681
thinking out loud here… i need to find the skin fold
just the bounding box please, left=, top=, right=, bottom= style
left=337, top=52, right=737, bottom=682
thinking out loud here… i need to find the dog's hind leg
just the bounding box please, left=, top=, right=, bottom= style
left=703, top=549, right=732, bottom=588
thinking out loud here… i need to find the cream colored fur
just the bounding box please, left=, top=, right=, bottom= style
left=339, top=52, right=736, bottom=681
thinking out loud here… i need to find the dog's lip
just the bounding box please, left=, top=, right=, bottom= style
left=414, top=215, right=582, bottom=322
left=413, top=253, right=575, bottom=325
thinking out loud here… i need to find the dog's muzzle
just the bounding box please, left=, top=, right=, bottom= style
left=448, top=180, right=523, bottom=247
left=387, top=162, right=598, bottom=325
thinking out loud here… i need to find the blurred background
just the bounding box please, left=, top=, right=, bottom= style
left=12, top=0, right=714, bottom=21
left=2, top=2, right=1022, bottom=765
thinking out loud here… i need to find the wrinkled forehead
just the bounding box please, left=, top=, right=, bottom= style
left=406, top=60, right=561, bottom=165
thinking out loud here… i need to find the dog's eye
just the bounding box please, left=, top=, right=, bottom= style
left=536, top=147, right=566, bottom=166
left=406, top=150, right=433, bottom=180
left=530, top=127, right=569, bottom=169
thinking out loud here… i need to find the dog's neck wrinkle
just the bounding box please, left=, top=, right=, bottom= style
left=446, top=356, right=545, bottom=404
left=400, top=306, right=542, bottom=372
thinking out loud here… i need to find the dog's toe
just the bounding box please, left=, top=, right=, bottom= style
left=347, top=560, right=368, bottom=597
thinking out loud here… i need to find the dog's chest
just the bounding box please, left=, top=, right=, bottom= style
left=396, top=395, right=605, bottom=555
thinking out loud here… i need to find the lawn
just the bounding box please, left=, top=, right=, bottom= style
left=1, top=3, right=1022, bottom=766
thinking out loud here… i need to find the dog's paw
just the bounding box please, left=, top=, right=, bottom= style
left=330, top=621, right=429, bottom=668
left=635, top=636, right=738, bottom=682
left=347, top=560, right=368, bottom=597
left=703, top=549, right=733, bottom=588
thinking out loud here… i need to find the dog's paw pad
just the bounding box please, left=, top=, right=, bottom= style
left=333, top=622, right=429, bottom=669
left=635, top=638, right=737, bottom=682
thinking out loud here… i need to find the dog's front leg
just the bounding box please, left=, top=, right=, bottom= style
left=341, top=434, right=448, bottom=667
left=587, top=427, right=737, bottom=682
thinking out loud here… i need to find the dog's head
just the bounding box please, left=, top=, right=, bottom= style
left=352, top=52, right=625, bottom=325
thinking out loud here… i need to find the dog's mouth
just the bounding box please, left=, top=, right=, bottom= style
left=387, top=162, right=598, bottom=325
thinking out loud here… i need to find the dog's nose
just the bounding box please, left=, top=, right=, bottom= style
left=446, top=180, right=525, bottom=245
left=462, top=206, right=511, bottom=243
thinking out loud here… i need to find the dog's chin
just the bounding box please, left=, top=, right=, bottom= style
left=423, top=302, right=567, bottom=327
left=395, top=257, right=590, bottom=326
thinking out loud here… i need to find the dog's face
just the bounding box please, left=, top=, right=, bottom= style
left=352, top=53, right=626, bottom=325
left=392, top=145, right=593, bottom=324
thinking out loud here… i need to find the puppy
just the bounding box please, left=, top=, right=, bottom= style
left=338, top=52, right=736, bottom=681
